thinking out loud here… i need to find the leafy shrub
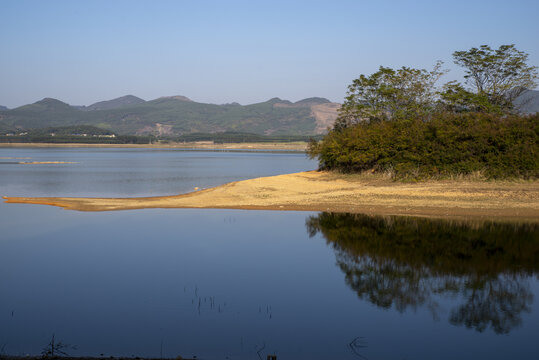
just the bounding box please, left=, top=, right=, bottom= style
left=308, top=113, right=539, bottom=180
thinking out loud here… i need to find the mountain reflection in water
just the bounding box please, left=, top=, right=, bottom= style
left=306, top=213, right=539, bottom=334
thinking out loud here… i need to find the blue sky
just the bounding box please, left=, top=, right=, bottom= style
left=1, top=0, right=538, bottom=108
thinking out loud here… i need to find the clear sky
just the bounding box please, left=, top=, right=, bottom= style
left=1, top=0, right=538, bottom=108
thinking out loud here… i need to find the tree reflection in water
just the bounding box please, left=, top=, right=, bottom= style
left=306, top=213, right=539, bottom=334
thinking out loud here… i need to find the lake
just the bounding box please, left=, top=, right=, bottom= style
left=1, top=147, right=538, bottom=360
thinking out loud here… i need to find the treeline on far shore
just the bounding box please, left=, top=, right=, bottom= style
left=0, top=134, right=150, bottom=144
left=171, top=132, right=322, bottom=143
left=0, top=125, right=320, bottom=144
left=0, top=125, right=149, bottom=144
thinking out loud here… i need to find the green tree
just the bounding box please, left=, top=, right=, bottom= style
left=444, top=44, right=538, bottom=113
left=438, top=81, right=496, bottom=113
left=309, top=45, right=539, bottom=179
left=334, top=62, right=446, bottom=130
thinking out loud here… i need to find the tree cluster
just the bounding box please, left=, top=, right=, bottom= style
left=334, top=44, right=538, bottom=129
left=310, top=45, right=539, bottom=179
left=310, top=112, right=538, bottom=179
left=335, top=62, right=446, bottom=129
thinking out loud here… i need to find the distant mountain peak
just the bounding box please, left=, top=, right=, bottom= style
left=267, top=97, right=289, bottom=104
left=35, top=97, right=69, bottom=105
left=84, top=95, right=146, bottom=111
left=267, top=97, right=331, bottom=106
left=32, top=98, right=73, bottom=110
left=159, top=95, right=193, bottom=102
left=295, top=97, right=331, bottom=105
left=117, top=94, right=144, bottom=101
left=515, top=89, right=539, bottom=114
left=0, top=105, right=8, bottom=111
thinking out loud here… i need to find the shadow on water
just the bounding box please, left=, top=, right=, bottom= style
left=306, top=213, right=539, bottom=334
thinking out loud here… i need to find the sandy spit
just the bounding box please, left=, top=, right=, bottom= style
left=3, top=171, right=539, bottom=221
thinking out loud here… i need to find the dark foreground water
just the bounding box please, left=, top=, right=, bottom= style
left=1, top=148, right=538, bottom=360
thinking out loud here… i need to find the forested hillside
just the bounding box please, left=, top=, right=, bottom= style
left=0, top=96, right=340, bottom=136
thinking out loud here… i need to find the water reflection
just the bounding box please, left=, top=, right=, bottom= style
left=306, top=213, right=539, bottom=334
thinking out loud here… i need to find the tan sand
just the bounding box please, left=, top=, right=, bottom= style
left=3, top=171, right=539, bottom=221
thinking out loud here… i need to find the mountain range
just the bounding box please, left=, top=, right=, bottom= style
left=514, top=89, right=539, bottom=114
left=75, top=95, right=146, bottom=111
left=0, top=95, right=340, bottom=136
left=2, top=90, right=537, bottom=137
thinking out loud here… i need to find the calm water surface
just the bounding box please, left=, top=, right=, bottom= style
left=0, top=148, right=538, bottom=360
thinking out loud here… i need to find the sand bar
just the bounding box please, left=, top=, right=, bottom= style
left=4, top=171, right=539, bottom=221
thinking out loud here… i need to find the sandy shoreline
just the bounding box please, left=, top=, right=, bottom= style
left=4, top=171, right=539, bottom=221
left=0, top=142, right=308, bottom=151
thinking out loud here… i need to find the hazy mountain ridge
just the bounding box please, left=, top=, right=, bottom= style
left=2, top=90, right=537, bottom=137
left=514, top=89, right=539, bottom=114
left=0, top=98, right=82, bottom=130
left=0, top=105, right=8, bottom=111
left=158, top=95, right=193, bottom=102
left=77, top=95, right=146, bottom=111
left=0, top=95, right=340, bottom=136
